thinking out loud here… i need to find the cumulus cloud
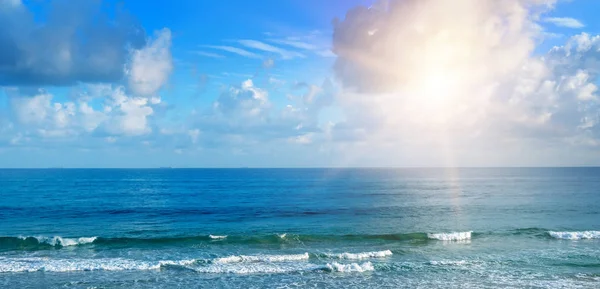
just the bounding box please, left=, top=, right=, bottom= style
left=213, top=79, right=270, bottom=119
left=127, top=29, right=173, bottom=96
left=328, top=0, right=600, bottom=165
left=4, top=27, right=174, bottom=144
left=0, top=0, right=145, bottom=86
left=185, top=78, right=333, bottom=148
left=543, top=17, right=584, bottom=28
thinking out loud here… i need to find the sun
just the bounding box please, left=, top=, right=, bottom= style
left=404, top=67, right=463, bottom=125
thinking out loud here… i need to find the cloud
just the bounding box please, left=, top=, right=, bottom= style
left=0, top=0, right=145, bottom=86
left=4, top=27, right=174, bottom=144
left=203, top=45, right=261, bottom=59
left=102, top=86, right=157, bottom=136
left=269, top=39, right=317, bottom=50
left=194, top=51, right=225, bottom=58
left=316, top=50, right=336, bottom=58
left=327, top=0, right=600, bottom=165
left=213, top=79, right=270, bottom=118
left=127, top=29, right=173, bottom=96
left=267, top=31, right=335, bottom=58
left=183, top=78, right=333, bottom=149
left=238, top=40, right=305, bottom=59
left=543, top=17, right=584, bottom=28
left=263, top=58, right=275, bottom=69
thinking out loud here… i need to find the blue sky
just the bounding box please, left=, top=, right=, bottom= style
left=1, top=0, right=600, bottom=167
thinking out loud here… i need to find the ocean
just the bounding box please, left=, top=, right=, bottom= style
left=0, top=168, right=599, bottom=288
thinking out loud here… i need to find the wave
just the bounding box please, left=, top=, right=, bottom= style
left=548, top=231, right=600, bottom=240
left=4, top=228, right=598, bottom=251
left=0, top=256, right=374, bottom=274
left=30, top=236, right=97, bottom=247
left=321, top=250, right=392, bottom=260
left=428, top=260, right=468, bottom=266
left=427, top=231, right=472, bottom=241
left=0, top=234, right=421, bottom=251
left=0, top=236, right=97, bottom=250
left=213, top=253, right=310, bottom=264
left=192, top=261, right=374, bottom=274
left=0, top=257, right=162, bottom=273
left=322, top=262, right=374, bottom=273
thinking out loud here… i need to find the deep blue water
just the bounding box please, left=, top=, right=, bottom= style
left=0, top=168, right=599, bottom=288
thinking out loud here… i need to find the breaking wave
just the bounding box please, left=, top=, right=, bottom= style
left=0, top=255, right=375, bottom=274
left=548, top=231, right=600, bottom=240
left=321, top=250, right=393, bottom=260
left=3, top=228, right=598, bottom=251
left=213, top=253, right=310, bottom=264
left=427, top=231, right=472, bottom=241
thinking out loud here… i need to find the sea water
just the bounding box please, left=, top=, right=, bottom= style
left=0, top=168, right=599, bottom=288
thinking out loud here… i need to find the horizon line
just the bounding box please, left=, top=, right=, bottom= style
left=1, top=166, right=600, bottom=169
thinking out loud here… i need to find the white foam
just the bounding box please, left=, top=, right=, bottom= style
left=323, top=262, right=375, bottom=273
left=17, top=236, right=98, bottom=247
left=427, top=231, right=472, bottom=241
left=548, top=231, right=600, bottom=240
left=277, top=233, right=287, bottom=239
left=158, top=259, right=198, bottom=266
left=0, top=256, right=375, bottom=275
left=194, top=263, right=312, bottom=274
left=209, top=235, right=227, bottom=240
left=0, top=257, right=160, bottom=273
left=323, top=250, right=392, bottom=260
left=213, top=253, right=309, bottom=264
left=428, top=260, right=468, bottom=266
left=195, top=262, right=374, bottom=274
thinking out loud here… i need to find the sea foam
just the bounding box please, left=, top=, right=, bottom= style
left=209, top=235, right=228, bottom=240
left=428, top=260, right=468, bottom=266
left=322, top=250, right=393, bottom=260
left=548, top=231, right=600, bottom=240
left=0, top=257, right=160, bottom=273
left=0, top=256, right=374, bottom=275
left=427, top=231, right=472, bottom=241
left=194, top=261, right=374, bottom=274
left=18, top=236, right=97, bottom=247
left=323, top=262, right=375, bottom=273
left=213, top=253, right=309, bottom=264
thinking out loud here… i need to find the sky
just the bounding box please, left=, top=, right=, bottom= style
left=1, top=0, right=600, bottom=168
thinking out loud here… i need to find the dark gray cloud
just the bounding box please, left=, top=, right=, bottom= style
left=0, top=0, right=145, bottom=86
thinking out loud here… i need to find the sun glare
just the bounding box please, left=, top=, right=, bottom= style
left=405, top=67, right=463, bottom=125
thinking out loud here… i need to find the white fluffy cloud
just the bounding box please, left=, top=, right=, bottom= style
left=5, top=29, right=173, bottom=143
left=186, top=78, right=333, bottom=148
left=127, top=29, right=173, bottom=96
left=328, top=0, right=600, bottom=165
left=214, top=79, right=270, bottom=119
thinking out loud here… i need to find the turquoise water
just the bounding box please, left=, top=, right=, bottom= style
left=0, top=168, right=599, bottom=288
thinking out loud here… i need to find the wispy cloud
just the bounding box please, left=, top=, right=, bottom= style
left=543, top=17, right=585, bottom=29
left=316, top=49, right=336, bottom=58
left=193, top=51, right=225, bottom=58
left=202, top=45, right=261, bottom=59
left=269, top=39, right=317, bottom=50
left=238, top=40, right=305, bottom=59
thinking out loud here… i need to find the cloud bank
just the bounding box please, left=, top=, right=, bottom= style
left=328, top=0, right=600, bottom=165
left=0, top=0, right=145, bottom=86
